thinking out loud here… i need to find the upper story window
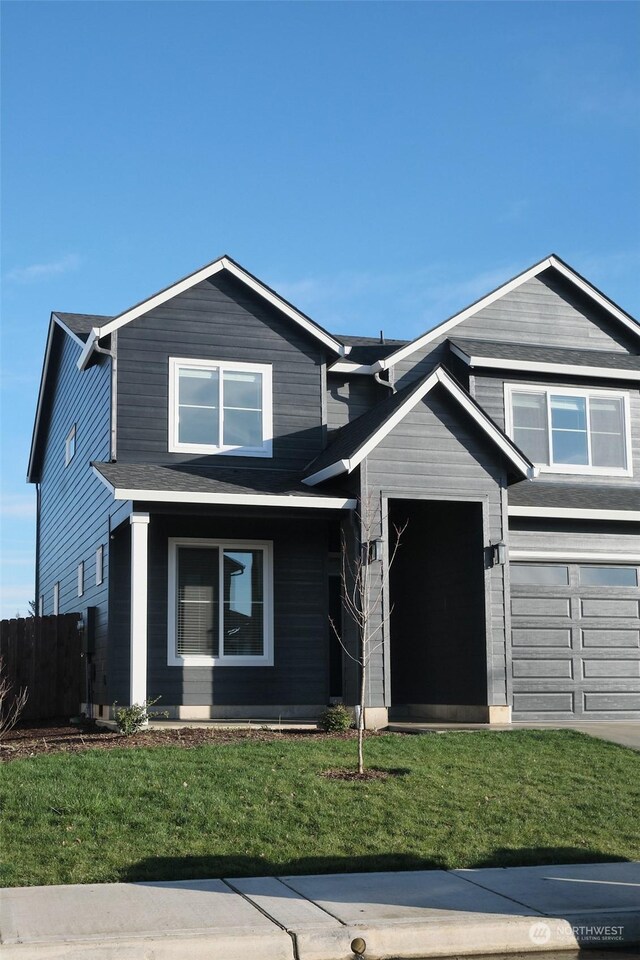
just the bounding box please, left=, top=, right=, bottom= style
left=65, top=424, right=76, bottom=466
left=505, top=385, right=632, bottom=477
left=169, top=358, right=272, bottom=457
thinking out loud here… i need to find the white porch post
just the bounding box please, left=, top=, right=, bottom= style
left=129, top=513, right=150, bottom=706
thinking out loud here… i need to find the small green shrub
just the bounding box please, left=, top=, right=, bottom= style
left=318, top=703, right=353, bottom=732
left=113, top=697, right=167, bottom=735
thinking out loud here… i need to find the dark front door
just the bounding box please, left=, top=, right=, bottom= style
left=389, top=498, right=487, bottom=714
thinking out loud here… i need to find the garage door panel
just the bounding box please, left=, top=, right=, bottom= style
left=581, top=629, right=640, bottom=648
left=581, top=598, right=639, bottom=618
left=512, top=628, right=572, bottom=647
left=582, top=660, right=640, bottom=678
left=510, top=560, right=640, bottom=721
left=513, top=659, right=573, bottom=679
left=583, top=692, right=640, bottom=712
left=512, top=598, right=570, bottom=617
left=513, top=692, right=574, bottom=713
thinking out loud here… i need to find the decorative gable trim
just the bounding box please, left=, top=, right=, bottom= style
left=77, top=255, right=346, bottom=370
left=304, top=366, right=536, bottom=485
left=371, top=255, right=640, bottom=372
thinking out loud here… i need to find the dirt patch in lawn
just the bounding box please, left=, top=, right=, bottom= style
left=0, top=720, right=366, bottom=762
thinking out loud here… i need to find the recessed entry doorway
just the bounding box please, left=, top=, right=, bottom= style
left=389, top=498, right=488, bottom=719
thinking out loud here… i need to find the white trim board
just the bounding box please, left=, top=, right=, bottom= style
left=372, top=255, right=640, bottom=372
left=449, top=344, right=640, bottom=382
left=91, top=466, right=355, bottom=510
left=510, top=550, right=640, bottom=563
left=508, top=505, right=640, bottom=522
left=78, top=255, right=345, bottom=370
left=304, top=366, right=536, bottom=486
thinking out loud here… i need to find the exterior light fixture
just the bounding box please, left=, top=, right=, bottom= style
left=492, top=541, right=507, bottom=566
left=369, top=538, right=384, bottom=563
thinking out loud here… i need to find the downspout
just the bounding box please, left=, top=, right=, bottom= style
left=34, top=482, right=41, bottom=607
left=374, top=368, right=396, bottom=394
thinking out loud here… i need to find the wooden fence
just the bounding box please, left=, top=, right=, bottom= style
left=0, top=614, right=83, bottom=720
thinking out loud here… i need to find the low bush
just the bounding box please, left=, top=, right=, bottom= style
left=113, top=697, right=167, bottom=735
left=318, top=703, right=353, bottom=732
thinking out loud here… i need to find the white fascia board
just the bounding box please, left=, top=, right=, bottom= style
left=450, top=345, right=640, bottom=382
left=77, top=327, right=100, bottom=370
left=304, top=365, right=535, bottom=485
left=52, top=314, right=86, bottom=349
left=508, top=505, right=640, bottom=522
left=328, top=360, right=374, bottom=375
left=510, top=550, right=640, bottom=562
left=83, top=256, right=345, bottom=364
left=377, top=255, right=640, bottom=372
left=90, top=469, right=355, bottom=509
left=303, top=459, right=352, bottom=487
left=549, top=256, right=640, bottom=341
left=220, top=259, right=345, bottom=355
left=376, top=258, right=554, bottom=370
left=435, top=368, right=536, bottom=479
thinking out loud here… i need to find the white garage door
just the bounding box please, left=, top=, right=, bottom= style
left=510, top=562, right=640, bottom=721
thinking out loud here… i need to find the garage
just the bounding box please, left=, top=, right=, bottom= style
left=510, top=561, right=640, bottom=721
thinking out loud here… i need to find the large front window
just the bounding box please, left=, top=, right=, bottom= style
left=506, top=386, right=631, bottom=476
left=168, top=538, right=273, bottom=665
left=169, top=358, right=272, bottom=456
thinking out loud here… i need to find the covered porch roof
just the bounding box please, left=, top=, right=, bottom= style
left=92, top=462, right=356, bottom=510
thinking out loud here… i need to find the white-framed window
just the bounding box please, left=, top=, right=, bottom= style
left=167, top=537, right=273, bottom=666
left=77, top=561, right=84, bottom=597
left=53, top=581, right=60, bottom=615
left=96, top=545, right=104, bottom=586
left=65, top=424, right=77, bottom=465
left=168, top=358, right=272, bottom=457
left=504, top=384, right=632, bottom=476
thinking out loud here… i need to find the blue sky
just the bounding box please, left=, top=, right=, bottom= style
left=1, top=1, right=639, bottom=617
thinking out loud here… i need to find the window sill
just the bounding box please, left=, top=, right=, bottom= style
left=536, top=465, right=633, bottom=478
left=168, top=443, right=273, bottom=458
left=168, top=656, right=274, bottom=667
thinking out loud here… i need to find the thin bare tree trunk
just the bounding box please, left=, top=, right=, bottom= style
left=358, top=659, right=366, bottom=774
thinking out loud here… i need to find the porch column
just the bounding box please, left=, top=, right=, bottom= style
left=129, top=513, right=150, bottom=706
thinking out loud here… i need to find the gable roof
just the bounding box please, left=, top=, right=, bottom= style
left=303, top=365, right=536, bottom=485
left=329, top=335, right=408, bottom=368
left=77, top=254, right=346, bottom=369
left=449, top=337, right=640, bottom=381
left=368, top=255, right=640, bottom=373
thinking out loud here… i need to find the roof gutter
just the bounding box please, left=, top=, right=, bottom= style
left=77, top=327, right=101, bottom=370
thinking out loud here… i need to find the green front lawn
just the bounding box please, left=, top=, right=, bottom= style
left=1, top=730, right=639, bottom=887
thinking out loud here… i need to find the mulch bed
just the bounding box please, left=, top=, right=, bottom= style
left=320, top=768, right=390, bottom=781
left=0, top=720, right=369, bottom=763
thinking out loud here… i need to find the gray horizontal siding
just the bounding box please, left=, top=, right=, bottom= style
left=116, top=273, right=327, bottom=471
left=37, top=332, right=112, bottom=705
left=326, top=374, right=382, bottom=432
left=508, top=520, right=640, bottom=557
left=107, top=511, right=335, bottom=708
left=393, top=271, right=638, bottom=392
left=360, top=385, right=510, bottom=709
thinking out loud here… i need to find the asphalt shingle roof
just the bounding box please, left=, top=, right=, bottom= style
left=92, top=462, right=350, bottom=500
left=54, top=313, right=112, bottom=341
left=508, top=480, right=640, bottom=511
left=450, top=337, right=640, bottom=370
left=334, top=334, right=408, bottom=364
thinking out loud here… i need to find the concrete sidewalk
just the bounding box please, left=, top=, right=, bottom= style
left=1, top=861, right=638, bottom=959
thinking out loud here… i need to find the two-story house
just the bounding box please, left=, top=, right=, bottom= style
left=28, top=254, right=640, bottom=725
